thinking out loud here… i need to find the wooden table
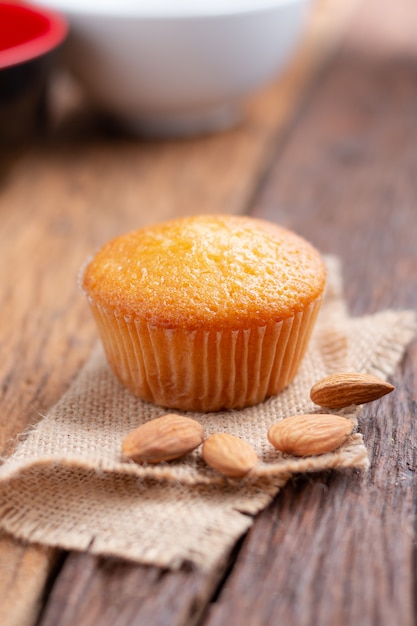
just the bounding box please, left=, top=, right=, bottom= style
left=1, top=0, right=417, bottom=623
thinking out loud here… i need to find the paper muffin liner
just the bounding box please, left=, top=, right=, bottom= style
left=87, top=297, right=323, bottom=412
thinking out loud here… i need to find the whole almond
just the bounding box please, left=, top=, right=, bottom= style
left=268, top=413, right=354, bottom=457
left=122, top=414, right=204, bottom=464
left=310, top=372, right=394, bottom=409
left=202, top=433, right=258, bottom=478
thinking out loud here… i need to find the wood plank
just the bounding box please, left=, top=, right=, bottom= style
left=0, top=2, right=355, bottom=624
left=0, top=534, right=59, bottom=626
left=37, top=552, right=225, bottom=626
left=202, top=9, right=417, bottom=626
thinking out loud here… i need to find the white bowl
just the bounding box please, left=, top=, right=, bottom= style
left=39, top=0, right=313, bottom=136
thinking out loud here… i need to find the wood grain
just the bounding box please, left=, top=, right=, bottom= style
left=37, top=553, right=224, bottom=626
left=0, top=535, right=59, bottom=626
left=204, top=361, right=417, bottom=625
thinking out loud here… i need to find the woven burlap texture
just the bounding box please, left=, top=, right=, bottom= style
left=0, top=257, right=415, bottom=571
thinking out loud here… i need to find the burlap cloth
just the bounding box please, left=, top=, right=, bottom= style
left=0, top=257, right=416, bottom=571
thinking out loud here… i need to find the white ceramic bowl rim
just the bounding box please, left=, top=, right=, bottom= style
left=38, top=0, right=307, bottom=19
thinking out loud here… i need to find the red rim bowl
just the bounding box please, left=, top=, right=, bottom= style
left=0, top=1, right=68, bottom=70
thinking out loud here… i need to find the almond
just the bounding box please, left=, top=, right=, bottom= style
left=268, top=413, right=354, bottom=457
left=310, top=372, right=394, bottom=409
left=202, top=433, right=258, bottom=478
left=122, top=414, right=204, bottom=464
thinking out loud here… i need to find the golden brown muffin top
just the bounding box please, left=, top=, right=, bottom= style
left=82, top=215, right=326, bottom=329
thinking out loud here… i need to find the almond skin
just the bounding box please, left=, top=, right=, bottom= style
left=268, top=413, right=354, bottom=457
left=202, top=433, right=258, bottom=478
left=310, top=372, right=394, bottom=409
left=122, top=414, right=204, bottom=464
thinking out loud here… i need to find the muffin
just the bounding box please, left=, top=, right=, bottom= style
left=81, top=215, right=326, bottom=411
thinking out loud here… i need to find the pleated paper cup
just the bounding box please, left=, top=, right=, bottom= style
left=87, top=296, right=323, bottom=412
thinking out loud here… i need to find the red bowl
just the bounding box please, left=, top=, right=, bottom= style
left=0, top=1, right=68, bottom=69
left=0, top=1, right=68, bottom=144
